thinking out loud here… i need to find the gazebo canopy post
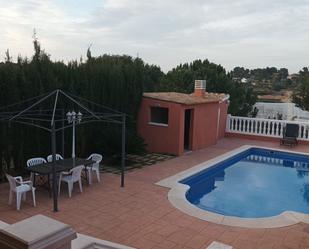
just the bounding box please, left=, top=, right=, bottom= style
left=61, top=109, right=65, bottom=157
left=51, top=90, right=59, bottom=212
left=51, top=124, right=58, bottom=212
left=121, top=114, right=126, bottom=187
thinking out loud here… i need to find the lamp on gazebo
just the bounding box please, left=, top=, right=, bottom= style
left=66, top=111, right=82, bottom=158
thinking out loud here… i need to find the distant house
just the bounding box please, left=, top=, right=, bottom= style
left=287, top=74, right=299, bottom=81
left=254, top=102, right=309, bottom=121
left=137, top=80, right=229, bottom=155
left=241, top=78, right=248, bottom=84
left=232, top=77, right=241, bottom=82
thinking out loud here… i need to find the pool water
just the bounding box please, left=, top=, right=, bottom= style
left=181, top=148, right=309, bottom=218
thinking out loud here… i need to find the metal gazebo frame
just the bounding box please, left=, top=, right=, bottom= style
left=0, top=89, right=126, bottom=212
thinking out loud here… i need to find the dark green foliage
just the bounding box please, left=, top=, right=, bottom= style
left=293, top=67, right=309, bottom=111
left=232, top=67, right=290, bottom=81
left=250, top=67, right=279, bottom=81
left=228, top=84, right=257, bottom=116
left=231, top=66, right=291, bottom=89
left=0, top=39, right=163, bottom=178
left=231, top=67, right=250, bottom=79
left=278, top=68, right=289, bottom=80
left=157, top=59, right=257, bottom=116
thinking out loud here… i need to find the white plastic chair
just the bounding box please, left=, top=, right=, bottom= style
left=86, top=154, right=103, bottom=184
left=27, top=157, right=47, bottom=182
left=6, top=173, right=36, bottom=210
left=47, top=154, right=64, bottom=162
left=27, top=157, right=47, bottom=167
left=47, top=154, right=69, bottom=176
left=58, top=165, right=84, bottom=198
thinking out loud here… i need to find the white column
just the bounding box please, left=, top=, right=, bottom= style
left=72, top=120, right=76, bottom=158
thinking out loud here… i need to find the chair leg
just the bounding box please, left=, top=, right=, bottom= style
left=32, top=188, right=36, bottom=207
left=16, top=192, right=22, bottom=210
left=58, top=176, right=62, bottom=196
left=79, top=180, right=83, bottom=193
left=23, top=192, right=26, bottom=202
left=30, top=173, right=34, bottom=183
left=88, top=169, right=92, bottom=185
left=68, top=182, right=73, bottom=198
left=95, top=169, right=100, bottom=182
left=8, top=190, right=13, bottom=205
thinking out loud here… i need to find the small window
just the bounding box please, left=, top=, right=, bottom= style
left=150, top=107, right=169, bottom=126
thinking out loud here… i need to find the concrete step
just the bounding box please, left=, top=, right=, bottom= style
left=72, top=233, right=135, bottom=249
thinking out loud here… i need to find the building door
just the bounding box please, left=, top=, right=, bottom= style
left=184, top=109, right=193, bottom=151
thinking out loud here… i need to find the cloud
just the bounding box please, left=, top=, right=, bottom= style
left=0, top=0, right=309, bottom=72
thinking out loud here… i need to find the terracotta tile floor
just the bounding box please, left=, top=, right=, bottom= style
left=0, top=137, right=309, bottom=249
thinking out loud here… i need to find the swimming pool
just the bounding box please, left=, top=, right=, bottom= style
left=157, top=146, right=309, bottom=228
left=181, top=148, right=309, bottom=218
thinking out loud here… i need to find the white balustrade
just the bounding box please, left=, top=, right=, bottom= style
left=226, top=115, right=309, bottom=141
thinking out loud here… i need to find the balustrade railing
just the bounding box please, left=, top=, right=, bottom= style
left=226, top=115, right=309, bottom=141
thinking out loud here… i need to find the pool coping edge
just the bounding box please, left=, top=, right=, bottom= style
left=156, top=145, right=309, bottom=228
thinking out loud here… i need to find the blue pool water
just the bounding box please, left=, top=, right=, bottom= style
left=181, top=148, right=309, bottom=218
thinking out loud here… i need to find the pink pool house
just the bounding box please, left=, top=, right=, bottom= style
left=137, top=80, right=230, bottom=155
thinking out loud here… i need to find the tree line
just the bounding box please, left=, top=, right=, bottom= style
left=293, top=67, right=309, bottom=111
left=232, top=66, right=289, bottom=81
left=0, top=39, right=256, bottom=178
left=157, top=60, right=257, bottom=116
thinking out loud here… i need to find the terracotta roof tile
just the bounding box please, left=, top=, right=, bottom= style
left=143, top=92, right=229, bottom=105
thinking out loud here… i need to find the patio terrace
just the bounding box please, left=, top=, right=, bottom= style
left=0, top=137, right=308, bottom=249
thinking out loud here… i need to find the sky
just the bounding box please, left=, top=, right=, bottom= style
left=0, top=0, right=309, bottom=73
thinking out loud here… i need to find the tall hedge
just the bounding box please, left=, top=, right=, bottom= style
left=0, top=41, right=161, bottom=178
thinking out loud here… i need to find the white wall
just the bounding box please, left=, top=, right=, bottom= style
left=254, top=102, right=309, bottom=121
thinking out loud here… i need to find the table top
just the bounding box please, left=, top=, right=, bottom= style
left=25, top=158, right=94, bottom=175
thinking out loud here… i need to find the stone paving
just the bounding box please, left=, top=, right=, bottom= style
left=0, top=137, right=308, bottom=249
left=102, top=153, right=174, bottom=174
